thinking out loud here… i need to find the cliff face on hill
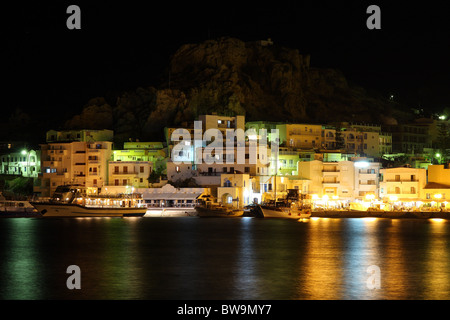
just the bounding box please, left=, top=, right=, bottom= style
left=63, top=37, right=401, bottom=143
left=165, top=37, right=395, bottom=125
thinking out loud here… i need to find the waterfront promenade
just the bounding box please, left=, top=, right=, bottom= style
left=311, top=210, right=450, bottom=219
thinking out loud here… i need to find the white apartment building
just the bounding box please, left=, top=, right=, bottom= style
left=297, top=159, right=380, bottom=201
left=35, top=141, right=113, bottom=197
left=167, top=144, right=271, bottom=187
left=379, top=167, right=426, bottom=203
left=166, top=114, right=246, bottom=160
left=1, top=149, right=40, bottom=178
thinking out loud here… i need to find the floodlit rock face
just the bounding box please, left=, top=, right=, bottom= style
left=165, top=37, right=393, bottom=124
left=64, top=37, right=400, bottom=144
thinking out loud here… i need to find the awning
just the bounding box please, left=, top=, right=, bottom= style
left=143, top=192, right=203, bottom=200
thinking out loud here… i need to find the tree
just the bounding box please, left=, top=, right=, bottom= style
left=334, top=126, right=345, bottom=151
left=436, top=121, right=450, bottom=163
left=147, top=166, right=164, bottom=187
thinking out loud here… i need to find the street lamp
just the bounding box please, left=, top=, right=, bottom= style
left=434, top=193, right=442, bottom=210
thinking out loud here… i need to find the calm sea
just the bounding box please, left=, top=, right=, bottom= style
left=0, top=216, right=449, bottom=300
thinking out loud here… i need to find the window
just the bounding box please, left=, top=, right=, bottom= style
left=245, top=167, right=250, bottom=173
left=140, top=166, right=144, bottom=173
left=140, top=178, right=143, bottom=183
left=123, top=166, right=128, bottom=173
left=395, top=175, right=400, bottom=181
left=114, top=166, right=119, bottom=173
left=122, top=179, right=127, bottom=186
left=411, top=187, right=416, bottom=194
left=115, top=179, right=119, bottom=186
left=93, top=179, right=97, bottom=185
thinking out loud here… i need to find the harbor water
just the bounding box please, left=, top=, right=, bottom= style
left=0, top=216, right=449, bottom=300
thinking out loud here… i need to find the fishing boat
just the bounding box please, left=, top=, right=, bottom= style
left=195, top=199, right=244, bottom=217
left=30, top=185, right=147, bottom=217
left=256, top=201, right=311, bottom=219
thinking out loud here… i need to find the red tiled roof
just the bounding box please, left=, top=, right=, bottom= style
left=424, top=182, right=450, bottom=189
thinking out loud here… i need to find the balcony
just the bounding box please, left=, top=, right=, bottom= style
left=323, top=181, right=340, bottom=186
left=43, top=160, right=60, bottom=167
left=111, top=171, right=136, bottom=175
left=385, top=179, right=419, bottom=183
left=322, top=169, right=340, bottom=173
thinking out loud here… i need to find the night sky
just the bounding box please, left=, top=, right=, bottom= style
left=3, top=1, right=450, bottom=124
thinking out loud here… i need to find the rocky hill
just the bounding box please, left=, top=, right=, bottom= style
left=61, top=37, right=404, bottom=144
left=163, top=37, right=398, bottom=125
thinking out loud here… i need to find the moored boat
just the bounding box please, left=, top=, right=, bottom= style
left=0, top=200, right=41, bottom=217
left=256, top=202, right=311, bottom=219
left=145, top=207, right=197, bottom=217
left=195, top=204, right=244, bottom=217
left=30, top=185, right=147, bottom=218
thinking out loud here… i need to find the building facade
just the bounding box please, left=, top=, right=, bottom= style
left=35, top=140, right=113, bottom=197
left=1, top=149, right=40, bottom=178
left=108, top=161, right=153, bottom=188
left=379, top=167, right=427, bottom=204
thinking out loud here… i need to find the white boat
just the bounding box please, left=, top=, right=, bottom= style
left=257, top=202, right=311, bottom=219
left=0, top=200, right=40, bottom=217
left=290, top=202, right=312, bottom=219
left=145, top=207, right=197, bottom=217
left=30, top=185, right=147, bottom=218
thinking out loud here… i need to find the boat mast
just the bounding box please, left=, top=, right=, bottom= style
left=274, top=144, right=277, bottom=203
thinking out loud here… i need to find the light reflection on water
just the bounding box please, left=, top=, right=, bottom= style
left=0, top=217, right=449, bottom=300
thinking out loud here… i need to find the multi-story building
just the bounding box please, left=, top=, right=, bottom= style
left=167, top=145, right=272, bottom=187
left=379, top=167, right=427, bottom=204
left=46, top=129, right=114, bottom=143
left=0, top=149, right=40, bottom=178
left=34, top=130, right=114, bottom=197
left=422, top=164, right=450, bottom=207
left=297, top=159, right=381, bottom=202
left=275, top=123, right=339, bottom=151
left=112, top=141, right=166, bottom=171
left=383, top=123, right=431, bottom=154
left=165, top=114, right=245, bottom=161
left=108, top=161, right=153, bottom=188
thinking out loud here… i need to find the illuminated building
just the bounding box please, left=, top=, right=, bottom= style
left=379, top=167, right=427, bottom=206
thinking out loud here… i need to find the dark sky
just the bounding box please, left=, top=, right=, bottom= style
left=3, top=1, right=450, bottom=124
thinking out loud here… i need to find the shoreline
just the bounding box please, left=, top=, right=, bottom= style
left=311, top=210, right=450, bottom=219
